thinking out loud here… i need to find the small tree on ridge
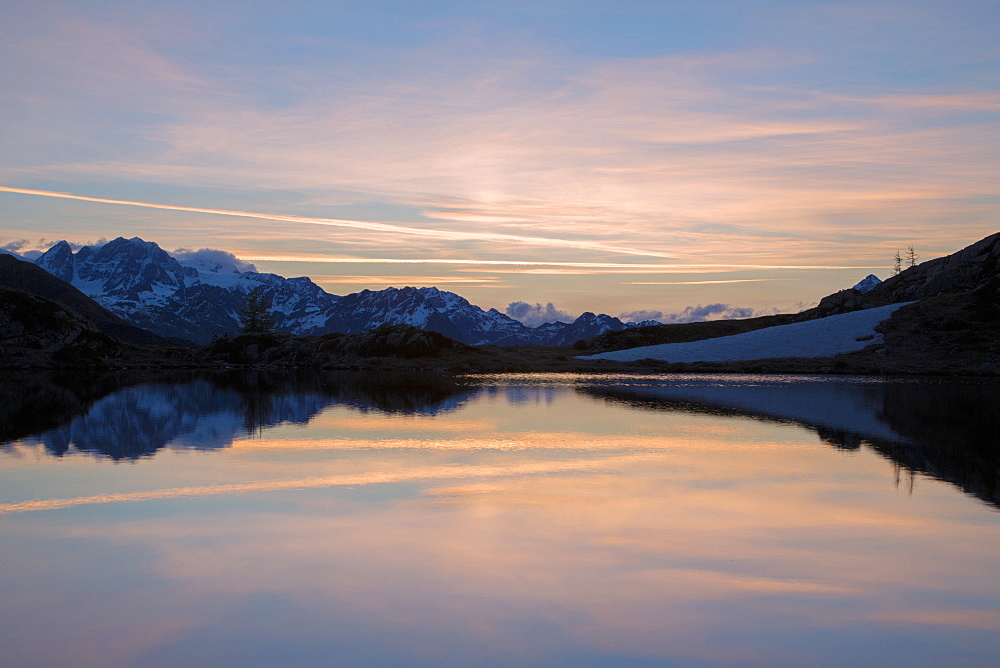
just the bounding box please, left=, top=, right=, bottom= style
left=238, top=286, right=276, bottom=334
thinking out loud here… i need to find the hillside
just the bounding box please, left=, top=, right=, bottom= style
left=814, top=232, right=1000, bottom=313
left=0, top=254, right=177, bottom=347
left=584, top=232, right=1000, bottom=367
left=0, top=284, right=207, bottom=369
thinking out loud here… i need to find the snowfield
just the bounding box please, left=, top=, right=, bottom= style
left=582, top=303, right=912, bottom=363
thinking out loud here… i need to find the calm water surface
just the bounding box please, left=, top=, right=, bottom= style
left=1, top=372, right=998, bottom=666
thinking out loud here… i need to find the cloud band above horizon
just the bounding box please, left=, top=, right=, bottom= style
left=0, top=186, right=682, bottom=260
left=1, top=1, right=994, bottom=319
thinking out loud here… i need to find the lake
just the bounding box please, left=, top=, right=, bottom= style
left=1, top=372, right=998, bottom=666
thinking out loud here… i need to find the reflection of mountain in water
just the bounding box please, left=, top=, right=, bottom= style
left=5, top=372, right=998, bottom=508
left=1, top=372, right=473, bottom=461
left=579, top=377, right=1000, bottom=510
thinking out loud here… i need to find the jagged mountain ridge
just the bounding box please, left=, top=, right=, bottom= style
left=29, top=236, right=651, bottom=345
left=33, top=238, right=339, bottom=342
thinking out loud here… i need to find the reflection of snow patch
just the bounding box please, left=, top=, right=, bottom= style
left=583, top=303, right=911, bottom=363
left=586, top=377, right=906, bottom=443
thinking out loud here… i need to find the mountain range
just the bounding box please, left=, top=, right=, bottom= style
left=21, top=236, right=656, bottom=345
left=3, top=231, right=998, bottom=375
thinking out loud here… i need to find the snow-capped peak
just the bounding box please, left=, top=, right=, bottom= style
left=34, top=240, right=76, bottom=283
left=852, top=274, right=882, bottom=294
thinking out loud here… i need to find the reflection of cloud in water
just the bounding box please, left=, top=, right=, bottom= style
left=44, top=455, right=998, bottom=666
left=237, top=434, right=720, bottom=452
left=2, top=374, right=999, bottom=666
left=0, top=453, right=660, bottom=514
left=4, top=372, right=999, bottom=510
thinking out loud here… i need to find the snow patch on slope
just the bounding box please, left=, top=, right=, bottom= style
left=583, top=303, right=911, bottom=363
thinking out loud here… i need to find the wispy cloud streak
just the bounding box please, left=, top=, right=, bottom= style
left=0, top=454, right=657, bottom=514
left=620, top=279, right=792, bottom=285
left=239, top=255, right=882, bottom=270
left=0, top=186, right=679, bottom=260
left=312, top=275, right=500, bottom=285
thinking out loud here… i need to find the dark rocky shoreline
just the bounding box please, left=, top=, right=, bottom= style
left=2, top=320, right=997, bottom=376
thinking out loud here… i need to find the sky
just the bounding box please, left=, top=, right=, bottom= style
left=1, top=0, right=997, bottom=324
